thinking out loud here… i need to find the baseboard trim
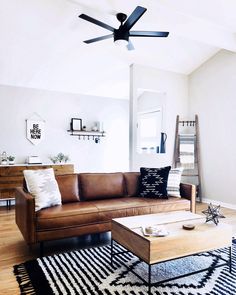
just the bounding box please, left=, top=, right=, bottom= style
left=202, top=198, right=236, bottom=210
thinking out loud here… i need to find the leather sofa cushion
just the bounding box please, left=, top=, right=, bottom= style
left=79, top=173, right=125, bottom=201
left=36, top=196, right=190, bottom=230
left=56, top=174, right=80, bottom=203
left=36, top=202, right=98, bottom=230
left=124, top=172, right=140, bottom=196
left=136, top=197, right=190, bottom=214
left=91, top=196, right=190, bottom=222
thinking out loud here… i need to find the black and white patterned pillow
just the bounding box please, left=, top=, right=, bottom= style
left=139, top=166, right=171, bottom=198
left=167, top=167, right=183, bottom=197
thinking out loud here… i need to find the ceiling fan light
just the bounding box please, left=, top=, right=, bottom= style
left=114, top=28, right=129, bottom=47
left=114, top=39, right=129, bottom=46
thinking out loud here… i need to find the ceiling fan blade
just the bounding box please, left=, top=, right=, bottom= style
left=123, top=6, right=147, bottom=31
left=83, top=34, right=113, bottom=44
left=127, top=41, right=135, bottom=51
left=130, top=31, right=169, bottom=37
left=79, top=14, right=115, bottom=32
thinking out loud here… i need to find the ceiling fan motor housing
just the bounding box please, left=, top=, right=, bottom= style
left=114, top=28, right=129, bottom=43
left=116, top=13, right=127, bottom=24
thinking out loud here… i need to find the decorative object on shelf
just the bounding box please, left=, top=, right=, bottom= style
left=91, top=123, right=99, bottom=132
left=26, top=113, right=45, bottom=146
left=160, top=132, right=167, bottom=153
left=70, top=118, right=82, bottom=131
left=7, top=155, right=15, bottom=165
left=149, top=147, right=155, bottom=154
left=68, top=119, right=105, bottom=143
left=141, top=147, right=148, bottom=153
left=27, top=156, right=42, bottom=164
left=1, top=151, right=8, bottom=165
left=202, top=203, right=225, bottom=225
left=96, top=121, right=104, bottom=132
left=50, top=153, right=70, bottom=164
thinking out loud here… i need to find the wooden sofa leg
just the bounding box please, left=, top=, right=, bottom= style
left=40, top=242, right=44, bottom=257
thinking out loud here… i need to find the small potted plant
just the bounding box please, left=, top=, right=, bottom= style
left=7, top=155, right=15, bottom=165
left=49, top=153, right=70, bottom=164
left=57, top=152, right=65, bottom=163
left=49, top=156, right=57, bottom=164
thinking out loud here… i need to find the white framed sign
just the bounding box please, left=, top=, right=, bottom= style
left=26, top=114, right=45, bottom=145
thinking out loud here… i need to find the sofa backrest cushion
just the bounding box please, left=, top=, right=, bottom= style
left=79, top=173, right=125, bottom=201
left=123, top=172, right=140, bottom=196
left=56, top=174, right=80, bottom=203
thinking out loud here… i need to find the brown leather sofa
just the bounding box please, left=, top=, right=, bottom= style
left=15, top=172, right=196, bottom=249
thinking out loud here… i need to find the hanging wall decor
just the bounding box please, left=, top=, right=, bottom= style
left=26, top=113, right=45, bottom=145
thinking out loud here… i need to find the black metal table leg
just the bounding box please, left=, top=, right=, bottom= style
left=111, top=238, right=113, bottom=267
left=229, top=246, right=232, bottom=273
left=111, top=239, right=231, bottom=292
left=148, top=264, right=152, bottom=295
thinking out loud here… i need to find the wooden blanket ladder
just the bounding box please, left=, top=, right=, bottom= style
left=173, top=114, right=202, bottom=202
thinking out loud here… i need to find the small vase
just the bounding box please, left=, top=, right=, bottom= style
left=160, top=132, right=167, bottom=153
left=9, top=160, right=15, bottom=165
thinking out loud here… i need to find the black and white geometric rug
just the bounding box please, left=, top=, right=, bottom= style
left=14, top=240, right=236, bottom=295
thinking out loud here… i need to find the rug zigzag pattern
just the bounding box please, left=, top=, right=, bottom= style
left=14, top=242, right=236, bottom=295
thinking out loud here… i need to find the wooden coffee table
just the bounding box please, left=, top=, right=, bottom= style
left=111, top=211, right=232, bottom=294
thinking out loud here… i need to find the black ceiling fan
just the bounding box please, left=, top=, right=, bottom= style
left=79, top=6, right=169, bottom=50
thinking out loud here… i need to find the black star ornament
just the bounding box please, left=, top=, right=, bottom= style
left=202, top=203, right=225, bottom=225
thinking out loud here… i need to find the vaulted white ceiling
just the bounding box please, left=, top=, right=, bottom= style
left=1, top=0, right=236, bottom=99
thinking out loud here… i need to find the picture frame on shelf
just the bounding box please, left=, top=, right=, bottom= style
left=70, top=118, right=82, bottom=131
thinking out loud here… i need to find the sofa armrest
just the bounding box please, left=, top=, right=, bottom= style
left=15, top=187, right=36, bottom=245
left=180, top=183, right=196, bottom=213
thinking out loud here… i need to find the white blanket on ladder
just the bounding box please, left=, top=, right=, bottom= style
left=179, top=134, right=195, bottom=169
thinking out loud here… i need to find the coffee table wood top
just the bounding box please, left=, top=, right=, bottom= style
left=111, top=211, right=232, bottom=264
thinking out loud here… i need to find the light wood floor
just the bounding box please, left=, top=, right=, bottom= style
left=1, top=203, right=236, bottom=295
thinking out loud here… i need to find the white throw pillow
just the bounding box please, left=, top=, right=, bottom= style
left=24, top=168, right=62, bottom=211
left=167, top=167, right=183, bottom=197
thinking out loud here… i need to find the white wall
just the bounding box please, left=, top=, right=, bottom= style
left=189, top=50, right=236, bottom=205
left=130, top=64, right=189, bottom=171
left=0, top=85, right=129, bottom=172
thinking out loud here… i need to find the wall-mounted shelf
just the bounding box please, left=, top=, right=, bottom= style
left=67, top=130, right=106, bottom=143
